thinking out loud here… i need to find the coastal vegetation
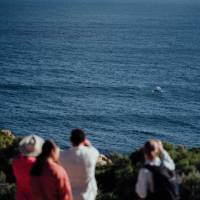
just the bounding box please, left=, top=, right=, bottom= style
left=0, top=130, right=200, bottom=200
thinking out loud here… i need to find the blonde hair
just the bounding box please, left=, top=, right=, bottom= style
left=143, top=140, right=158, bottom=160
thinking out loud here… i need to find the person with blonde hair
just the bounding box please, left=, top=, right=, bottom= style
left=136, top=140, right=177, bottom=200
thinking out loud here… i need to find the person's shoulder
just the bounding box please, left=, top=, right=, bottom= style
left=61, top=147, right=75, bottom=155
left=90, top=146, right=99, bottom=156
left=27, top=156, right=36, bottom=163
left=60, top=149, right=69, bottom=156
left=48, top=161, right=67, bottom=177
left=82, top=145, right=99, bottom=155
left=13, top=154, right=36, bottom=165
left=81, top=146, right=100, bottom=161
left=60, top=148, right=74, bottom=160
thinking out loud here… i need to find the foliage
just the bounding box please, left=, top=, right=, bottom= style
left=1, top=131, right=200, bottom=200
left=0, top=171, right=15, bottom=200
left=96, top=144, right=200, bottom=200
left=0, top=133, right=20, bottom=182
left=96, top=153, right=139, bottom=200
left=180, top=171, right=200, bottom=200
left=0, top=131, right=14, bottom=148
left=0, top=132, right=17, bottom=199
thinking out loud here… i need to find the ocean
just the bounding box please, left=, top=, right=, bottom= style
left=0, top=0, right=200, bottom=153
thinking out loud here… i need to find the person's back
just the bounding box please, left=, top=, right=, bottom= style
left=143, top=164, right=178, bottom=200
left=30, top=140, right=72, bottom=200
left=12, top=135, right=44, bottom=200
left=60, top=129, right=99, bottom=200
left=31, top=160, right=72, bottom=200
left=13, top=154, right=36, bottom=200
left=136, top=140, right=177, bottom=200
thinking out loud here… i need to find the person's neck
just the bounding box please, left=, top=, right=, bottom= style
left=146, top=156, right=157, bottom=162
left=47, top=157, right=54, bottom=163
left=73, top=142, right=85, bottom=148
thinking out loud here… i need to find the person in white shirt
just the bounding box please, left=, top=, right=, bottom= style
left=136, top=140, right=175, bottom=199
left=60, top=128, right=100, bottom=200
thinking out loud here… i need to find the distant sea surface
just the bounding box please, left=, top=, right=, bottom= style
left=0, top=0, right=200, bottom=153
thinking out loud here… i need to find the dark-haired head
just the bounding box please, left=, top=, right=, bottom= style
left=31, top=140, right=59, bottom=176
left=70, top=128, right=85, bottom=146
left=41, top=140, right=57, bottom=157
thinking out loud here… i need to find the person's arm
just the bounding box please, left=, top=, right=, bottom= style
left=160, top=150, right=175, bottom=171
left=57, top=170, right=73, bottom=200
left=156, top=140, right=175, bottom=171
left=136, top=169, right=151, bottom=199
left=83, top=139, right=100, bottom=163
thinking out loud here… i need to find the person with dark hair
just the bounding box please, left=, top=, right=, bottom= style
left=136, top=140, right=177, bottom=200
left=30, top=140, right=73, bottom=200
left=60, top=129, right=99, bottom=200
left=12, top=134, right=44, bottom=200
left=70, top=128, right=86, bottom=146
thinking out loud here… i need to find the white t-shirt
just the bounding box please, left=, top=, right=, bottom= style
left=60, top=145, right=99, bottom=200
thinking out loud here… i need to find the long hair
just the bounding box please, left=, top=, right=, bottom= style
left=31, top=140, right=56, bottom=176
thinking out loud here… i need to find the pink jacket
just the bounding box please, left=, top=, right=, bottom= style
left=12, top=154, right=36, bottom=200
left=30, top=160, right=73, bottom=200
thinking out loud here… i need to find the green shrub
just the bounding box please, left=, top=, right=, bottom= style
left=0, top=133, right=14, bottom=149
left=96, top=144, right=200, bottom=200
left=0, top=171, right=15, bottom=200
left=1, top=132, right=200, bottom=200
left=97, top=191, right=118, bottom=200
left=96, top=153, right=138, bottom=200
left=180, top=171, right=200, bottom=200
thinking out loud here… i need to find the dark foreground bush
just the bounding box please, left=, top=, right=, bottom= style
left=96, top=153, right=138, bottom=200
left=0, top=172, right=15, bottom=200
left=0, top=131, right=18, bottom=200
left=180, top=171, right=200, bottom=200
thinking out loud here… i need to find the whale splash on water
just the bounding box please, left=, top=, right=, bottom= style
left=153, top=86, right=163, bottom=93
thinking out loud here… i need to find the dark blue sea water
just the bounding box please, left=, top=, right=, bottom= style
left=0, top=0, right=200, bottom=153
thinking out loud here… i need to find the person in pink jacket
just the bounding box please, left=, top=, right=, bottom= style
left=30, top=140, right=73, bottom=200
left=12, top=135, right=44, bottom=200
